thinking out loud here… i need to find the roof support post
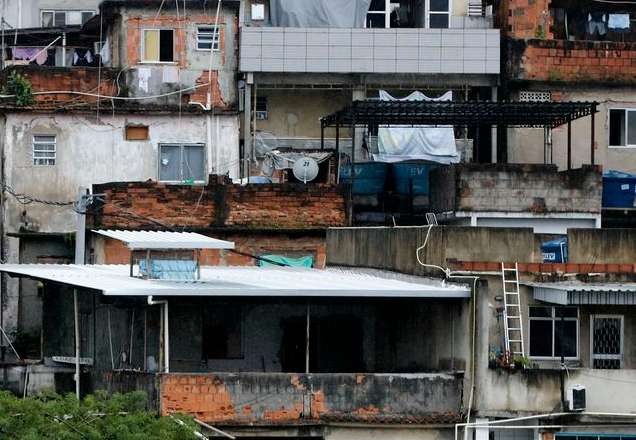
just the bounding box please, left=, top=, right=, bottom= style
left=590, top=110, right=596, bottom=166
left=73, top=289, right=80, bottom=400
left=567, top=119, right=572, bottom=170
left=320, top=120, right=325, bottom=151
left=350, top=116, right=356, bottom=224
left=305, top=303, right=310, bottom=374
left=335, top=121, right=340, bottom=184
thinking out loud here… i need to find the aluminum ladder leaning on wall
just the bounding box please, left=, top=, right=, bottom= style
left=501, top=262, right=525, bottom=358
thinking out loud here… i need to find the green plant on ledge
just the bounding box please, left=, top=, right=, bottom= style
left=4, top=71, right=35, bottom=106
left=535, top=25, right=547, bottom=40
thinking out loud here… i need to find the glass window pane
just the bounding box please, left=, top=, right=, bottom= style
left=366, top=13, right=386, bottom=28
left=610, top=109, right=626, bottom=146
left=530, top=320, right=553, bottom=357
left=529, top=306, right=552, bottom=318
left=430, top=0, right=450, bottom=12
left=143, top=30, right=160, bottom=62
left=41, top=12, right=54, bottom=27
left=369, top=0, right=386, bottom=11
left=555, top=320, right=577, bottom=357
left=555, top=307, right=578, bottom=318
left=628, top=111, right=636, bottom=145
left=183, top=146, right=206, bottom=181
left=593, top=317, right=621, bottom=355
left=159, top=145, right=180, bottom=181
left=429, top=13, right=449, bottom=28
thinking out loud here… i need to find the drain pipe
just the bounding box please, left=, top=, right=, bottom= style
left=148, top=296, right=169, bottom=373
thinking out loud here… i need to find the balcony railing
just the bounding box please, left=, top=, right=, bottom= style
left=157, top=372, right=463, bottom=424
left=240, top=27, right=500, bottom=75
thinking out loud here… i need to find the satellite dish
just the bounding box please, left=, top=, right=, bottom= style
left=292, top=157, right=319, bottom=183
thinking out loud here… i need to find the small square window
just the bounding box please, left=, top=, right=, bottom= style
left=33, top=135, right=56, bottom=166
left=125, top=125, right=149, bottom=141
left=197, top=26, right=220, bottom=51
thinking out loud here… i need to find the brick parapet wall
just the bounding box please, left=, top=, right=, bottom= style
left=92, top=178, right=349, bottom=230
left=506, top=39, right=636, bottom=83
left=430, top=164, right=602, bottom=214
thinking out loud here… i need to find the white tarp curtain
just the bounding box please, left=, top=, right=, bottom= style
left=269, top=0, right=372, bottom=28
left=373, top=90, right=460, bottom=164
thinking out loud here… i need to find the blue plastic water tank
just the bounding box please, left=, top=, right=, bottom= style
left=391, top=161, right=439, bottom=195
left=339, top=162, right=388, bottom=195
left=602, top=170, right=636, bottom=208
left=541, top=237, right=568, bottom=263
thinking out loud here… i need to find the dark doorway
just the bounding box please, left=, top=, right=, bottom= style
left=279, top=314, right=364, bottom=373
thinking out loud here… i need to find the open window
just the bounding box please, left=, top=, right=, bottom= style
left=366, top=0, right=422, bottom=28
left=142, top=29, right=175, bottom=63
left=202, top=306, right=243, bottom=359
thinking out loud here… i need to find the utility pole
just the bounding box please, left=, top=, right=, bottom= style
left=73, top=188, right=88, bottom=400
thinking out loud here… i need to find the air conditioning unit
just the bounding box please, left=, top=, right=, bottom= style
left=567, top=385, right=586, bottom=412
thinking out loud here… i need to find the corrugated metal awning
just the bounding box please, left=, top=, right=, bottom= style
left=93, top=230, right=235, bottom=250
left=0, top=264, right=471, bottom=298
left=526, top=282, right=636, bottom=305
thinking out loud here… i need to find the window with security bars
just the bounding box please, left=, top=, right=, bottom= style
left=519, top=91, right=552, bottom=102
left=32, top=135, right=56, bottom=166
left=591, top=315, right=623, bottom=369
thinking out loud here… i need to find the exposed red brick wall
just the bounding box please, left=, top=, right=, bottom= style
left=189, top=70, right=226, bottom=108
left=501, top=0, right=553, bottom=39
left=99, top=233, right=327, bottom=268
left=3, top=66, right=118, bottom=106
left=508, top=39, right=636, bottom=83
left=92, top=179, right=348, bottom=230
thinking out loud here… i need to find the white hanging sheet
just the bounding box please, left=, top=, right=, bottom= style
left=373, top=90, right=459, bottom=164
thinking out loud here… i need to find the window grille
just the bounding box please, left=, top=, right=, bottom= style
left=519, top=91, right=552, bottom=102
left=33, top=135, right=56, bottom=166
left=591, top=315, right=623, bottom=369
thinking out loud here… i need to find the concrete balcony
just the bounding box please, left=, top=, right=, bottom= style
left=158, top=372, right=463, bottom=424
left=240, top=27, right=500, bottom=75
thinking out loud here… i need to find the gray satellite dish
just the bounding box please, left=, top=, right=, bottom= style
left=292, top=157, right=319, bottom=183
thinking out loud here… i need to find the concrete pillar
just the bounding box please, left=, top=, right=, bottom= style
left=491, top=86, right=498, bottom=163
left=352, top=86, right=366, bottom=162
left=243, top=74, right=253, bottom=179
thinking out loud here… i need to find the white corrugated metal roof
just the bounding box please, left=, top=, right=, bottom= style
left=525, top=282, right=636, bottom=305
left=0, top=264, right=470, bottom=298
left=92, top=230, right=235, bottom=250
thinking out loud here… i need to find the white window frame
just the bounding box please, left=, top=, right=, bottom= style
left=529, top=306, right=579, bottom=360
left=158, top=143, right=206, bottom=183
left=141, top=28, right=177, bottom=64
left=365, top=0, right=401, bottom=29
left=426, top=0, right=452, bottom=29
left=40, top=10, right=95, bottom=27
left=608, top=108, right=636, bottom=148
left=590, top=314, right=624, bottom=369
left=32, top=135, right=56, bottom=166
left=196, top=25, right=220, bottom=52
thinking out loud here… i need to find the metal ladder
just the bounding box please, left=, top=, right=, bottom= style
left=501, top=262, right=525, bottom=357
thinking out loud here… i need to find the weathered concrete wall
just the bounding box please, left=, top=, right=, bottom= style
left=92, top=180, right=348, bottom=230
left=569, top=229, right=636, bottom=264
left=3, top=112, right=239, bottom=235
left=160, top=372, right=463, bottom=424
left=429, top=164, right=602, bottom=214
left=327, top=226, right=541, bottom=274
left=507, top=87, right=636, bottom=173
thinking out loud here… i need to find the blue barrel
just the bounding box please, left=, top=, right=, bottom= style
left=541, top=238, right=568, bottom=263
left=391, top=162, right=439, bottom=195
left=603, top=170, right=636, bottom=208
left=340, top=162, right=388, bottom=195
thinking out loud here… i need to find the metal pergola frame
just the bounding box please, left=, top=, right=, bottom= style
left=320, top=100, right=599, bottom=169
